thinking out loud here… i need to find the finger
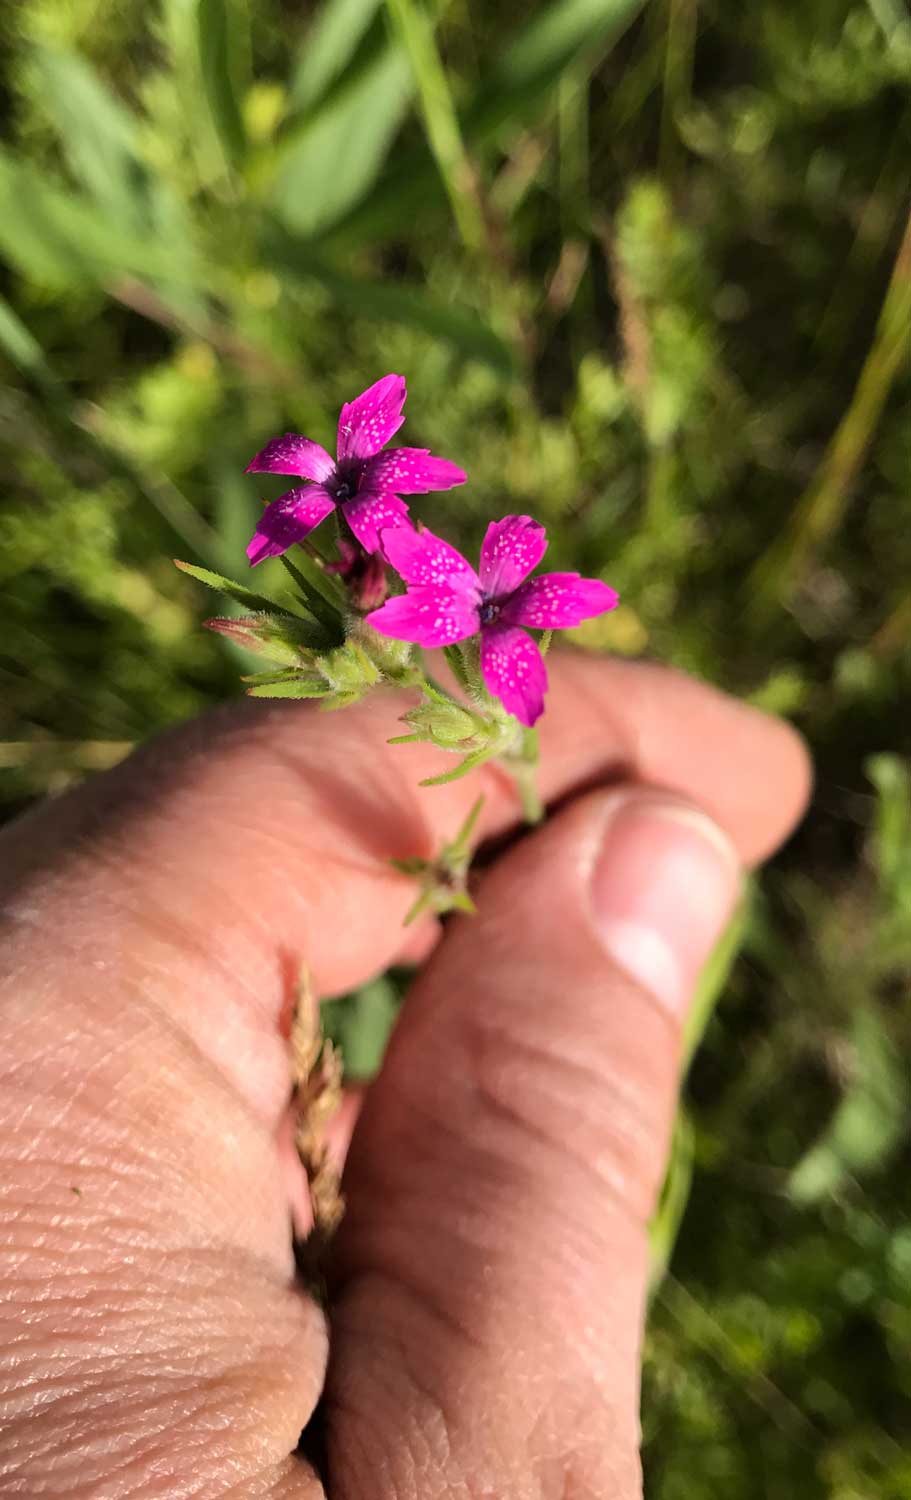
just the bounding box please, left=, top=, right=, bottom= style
left=0, top=656, right=810, bottom=1141
left=326, top=786, right=746, bottom=1498
left=0, top=659, right=808, bottom=1497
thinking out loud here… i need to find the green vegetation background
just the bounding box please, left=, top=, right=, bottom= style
left=1, top=0, right=910, bottom=1492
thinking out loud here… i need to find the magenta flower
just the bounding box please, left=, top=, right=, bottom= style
left=245, top=373, right=466, bottom=565
left=366, top=516, right=619, bottom=726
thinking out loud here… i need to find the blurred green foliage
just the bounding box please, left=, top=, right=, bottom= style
left=1, top=0, right=910, bottom=1493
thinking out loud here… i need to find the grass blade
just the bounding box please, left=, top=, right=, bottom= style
left=0, top=295, right=56, bottom=385
left=197, top=0, right=247, bottom=171
left=291, top=0, right=383, bottom=108
left=384, top=0, right=486, bottom=251
left=30, top=48, right=147, bottom=229
left=270, top=43, right=413, bottom=236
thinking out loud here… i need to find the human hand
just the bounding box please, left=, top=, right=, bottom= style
left=0, top=655, right=809, bottom=1499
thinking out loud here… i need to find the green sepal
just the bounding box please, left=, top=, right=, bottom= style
left=246, top=676, right=331, bottom=699
left=279, top=552, right=347, bottom=635
left=206, top=611, right=334, bottom=659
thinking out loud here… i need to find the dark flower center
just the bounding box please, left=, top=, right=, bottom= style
left=479, top=597, right=503, bottom=627
left=332, top=461, right=363, bottom=504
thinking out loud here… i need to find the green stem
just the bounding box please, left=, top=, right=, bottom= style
left=383, top=0, right=487, bottom=254
left=749, top=204, right=911, bottom=616
left=504, top=725, right=543, bottom=824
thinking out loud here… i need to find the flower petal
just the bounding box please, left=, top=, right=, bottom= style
left=480, top=625, right=547, bottom=727
left=478, top=515, right=548, bottom=597
left=503, top=572, right=620, bottom=628
left=366, top=585, right=479, bottom=648
left=245, top=435, right=336, bottom=482
left=382, top=524, right=480, bottom=593
left=342, top=492, right=411, bottom=554
left=246, top=486, right=336, bottom=566
left=337, top=374, right=407, bottom=462
left=363, top=447, right=466, bottom=495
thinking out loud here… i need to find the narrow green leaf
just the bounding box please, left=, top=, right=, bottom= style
left=197, top=0, right=247, bottom=169
left=278, top=553, right=347, bottom=635
left=174, top=559, right=301, bottom=615
left=384, top=0, right=485, bottom=250
left=681, top=886, right=752, bottom=1075
left=247, top=678, right=331, bottom=699
left=291, top=0, right=383, bottom=108
left=0, top=294, right=55, bottom=384
left=31, top=48, right=147, bottom=230
left=271, top=43, right=413, bottom=236
left=649, top=1110, right=695, bottom=1292
left=866, top=753, right=911, bottom=903
left=240, top=667, right=310, bottom=685
left=419, top=746, right=497, bottom=786
left=0, top=150, right=199, bottom=290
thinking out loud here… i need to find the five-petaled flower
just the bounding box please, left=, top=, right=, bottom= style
left=245, top=374, right=466, bottom=565
left=366, top=516, right=618, bottom=725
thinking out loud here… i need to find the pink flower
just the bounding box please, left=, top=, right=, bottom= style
left=366, top=516, right=619, bottom=726
left=245, top=374, right=466, bottom=564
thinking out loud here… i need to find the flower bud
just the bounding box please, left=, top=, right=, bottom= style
left=402, top=701, right=491, bottom=751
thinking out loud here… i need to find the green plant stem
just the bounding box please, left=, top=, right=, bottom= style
left=750, top=203, right=911, bottom=615
left=504, top=726, right=543, bottom=824
left=383, top=0, right=487, bottom=253
left=659, top=0, right=697, bottom=186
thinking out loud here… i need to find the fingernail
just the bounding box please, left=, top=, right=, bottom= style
left=591, top=795, right=741, bottom=1018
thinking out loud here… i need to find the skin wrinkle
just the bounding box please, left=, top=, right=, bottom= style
left=0, top=1034, right=280, bottom=1256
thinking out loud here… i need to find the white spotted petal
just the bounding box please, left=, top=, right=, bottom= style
left=342, top=492, right=411, bottom=554
left=365, top=584, right=480, bottom=647
left=479, top=624, right=548, bottom=727
left=478, top=515, right=547, bottom=597
left=364, top=447, right=466, bottom=495
left=381, top=525, right=481, bottom=591
left=503, top=572, right=620, bottom=629
left=337, top=374, right=408, bottom=462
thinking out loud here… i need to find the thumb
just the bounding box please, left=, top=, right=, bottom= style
left=327, top=786, right=743, bottom=1499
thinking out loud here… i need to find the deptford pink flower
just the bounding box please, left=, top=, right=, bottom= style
left=366, top=516, right=618, bottom=726
left=245, top=374, right=466, bottom=565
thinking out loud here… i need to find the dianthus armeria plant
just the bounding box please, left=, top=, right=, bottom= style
left=177, top=374, right=617, bottom=913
